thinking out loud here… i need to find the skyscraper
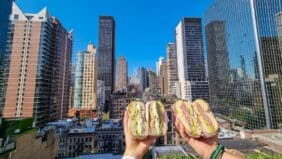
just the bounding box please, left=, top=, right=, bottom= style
left=159, top=61, right=168, bottom=96
left=97, top=80, right=105, bottom=112
left=3, top=2, right=73, bottom=127
left=74, top=52, right=84, bottom=109
left=74, top=44, right=97, bottom=110
left=148, top=71, right=159, bottom=90
left=204, top=0, right=282, bottom=129
left=0, top=0, right=13, bottom=116
left=116, top=56, right=128, bottom=92
left=136, top=67, right=149, bottom=91
left=52, top=19, right=73, bottom=120
left=82, top=44, right=97, bottom=110
left=97, top=16, right=115, bottom=103
left=205, top=21, right=230, bottom=114
left=166, top=43, right=178, bottom=96
left=175, top=17, right=210, bottom=102
left=156, top=57, right=165, bottom=76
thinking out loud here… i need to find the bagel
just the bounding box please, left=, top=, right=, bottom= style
left=173, top=99, right=218, bottom=138
left=173, top=100, right=201, bottom=138
left=127, top=100, right=167, bottom=139
left=147, top=100, right=168, bottom=137
left=192, top=99, right=218, bottom=137
left=127, top=101, right=148, bottom=139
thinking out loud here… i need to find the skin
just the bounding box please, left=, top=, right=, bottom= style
left=174, top=114, right=245, bottom=159
left=123, top=110, right=157, bottom=159
left=123, top=110, right=245, bottom=159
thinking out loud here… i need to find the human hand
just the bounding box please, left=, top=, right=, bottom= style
left=174, top=114, right=218, bottom=159
left=123, top=110, right=157, bottom=159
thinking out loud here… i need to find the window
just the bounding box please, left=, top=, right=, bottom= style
left=14, top=14, right=19, bottom=20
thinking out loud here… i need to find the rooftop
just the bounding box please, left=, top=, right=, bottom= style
left=64, top=153, right=122, bottom=159
left=252, top=133, right=282, bottom=153
left=68, top=126, right=95, bottom=134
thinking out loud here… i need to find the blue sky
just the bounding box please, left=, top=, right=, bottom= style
left=17, top=0, right=212, bottom=75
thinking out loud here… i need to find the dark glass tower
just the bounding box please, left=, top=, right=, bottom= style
left=204, top=0, right=282, bottom=129
left=97, top=16, right=115, bottom=108
left=205, top=21, right=230, bottom=115
left=0, top=0, right=13, bottom=116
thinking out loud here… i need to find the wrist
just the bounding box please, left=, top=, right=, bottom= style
left=124, top=149, right=142, bottom=159
left=203, top=144, right=217, bottom=159
left=208, top=144, right=225, bottom=159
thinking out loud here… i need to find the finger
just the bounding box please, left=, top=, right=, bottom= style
left=179, top=124, right=188, bottom=138
left=174, top=116, right=181, bottom=130
left=123, top=110, right=129, bottom=133
left=143, top=136, right=157, bottom=146
left=179, top=124, right=190, bottom=142
left=174, top=117, right=181, bottom=135
left=173, top=111, right=176, bottom=123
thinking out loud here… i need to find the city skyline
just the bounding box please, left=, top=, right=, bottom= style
left=16, top=0, right=213, bottom=75
left=1, top=0, right=282, bottom=158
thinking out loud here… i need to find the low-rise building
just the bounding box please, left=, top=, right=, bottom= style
left=42, top=118, right=124, bottom=158
left=94, top=119, right=125, bottom=154
left=58, top=127, right=96, bottom=158
left=109, top=93, right=131, bottom=119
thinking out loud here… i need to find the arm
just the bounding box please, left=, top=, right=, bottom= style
left=123, top=110, right=156, bottom=159
left=174, top=114, right=245, bottom=159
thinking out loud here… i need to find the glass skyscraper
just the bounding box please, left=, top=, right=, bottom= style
left=204, top=0, right=282, bottom=129
left=74, top=52, right=84, bottom=109
left=0, top=0, right=13, bottom=116
left=97, top=16, right=116, bottom=105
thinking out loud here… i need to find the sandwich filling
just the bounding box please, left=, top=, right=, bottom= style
left=132, top=102, right=145, bottom=137
left=151, top=101, right=163, bottom=135
left=196, top=103, right=214, bottom=133
left=180, top=101, right=197, bottom=135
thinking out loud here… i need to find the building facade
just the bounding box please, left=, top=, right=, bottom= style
left=109, top=93, right=130, bottom=119
left=156, top=56, right=165, bottom=76
left=175, top=17, right=209, bottom=102
left=2, top=3, right=73, bottom=127
left=82, top=44, right=97, bottom=110
left=148, top=71, right=159, bottom=90
left=204, top=0, right=282, bottom=129
left=74, top=52, right=84, bottom=109
left=159, top=61, right=169, bottom=96
left=205, top=21, right=230, bottom=116
left=52, top=19, right=73, bottom=120
left=0, top=0, right=13, bottom=116
left=94, top=120, right=125, bottom=154
left=97, top=80, right=105, bottom=112
left=74, top=44, right=97, bottom=111
left=137, top=67, right=149, bottom=91
left=58, top=127, right=95, bottom=158
left=97, top=16, right=116, bottom=103
left=166, top=43, right=178, bottom=96
left=116, top=56, right=128, bottom=92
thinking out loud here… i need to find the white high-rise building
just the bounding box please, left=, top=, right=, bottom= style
left=156, top=56, right=165, bottom=76
left=175, top=17, right=210, bottom=102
